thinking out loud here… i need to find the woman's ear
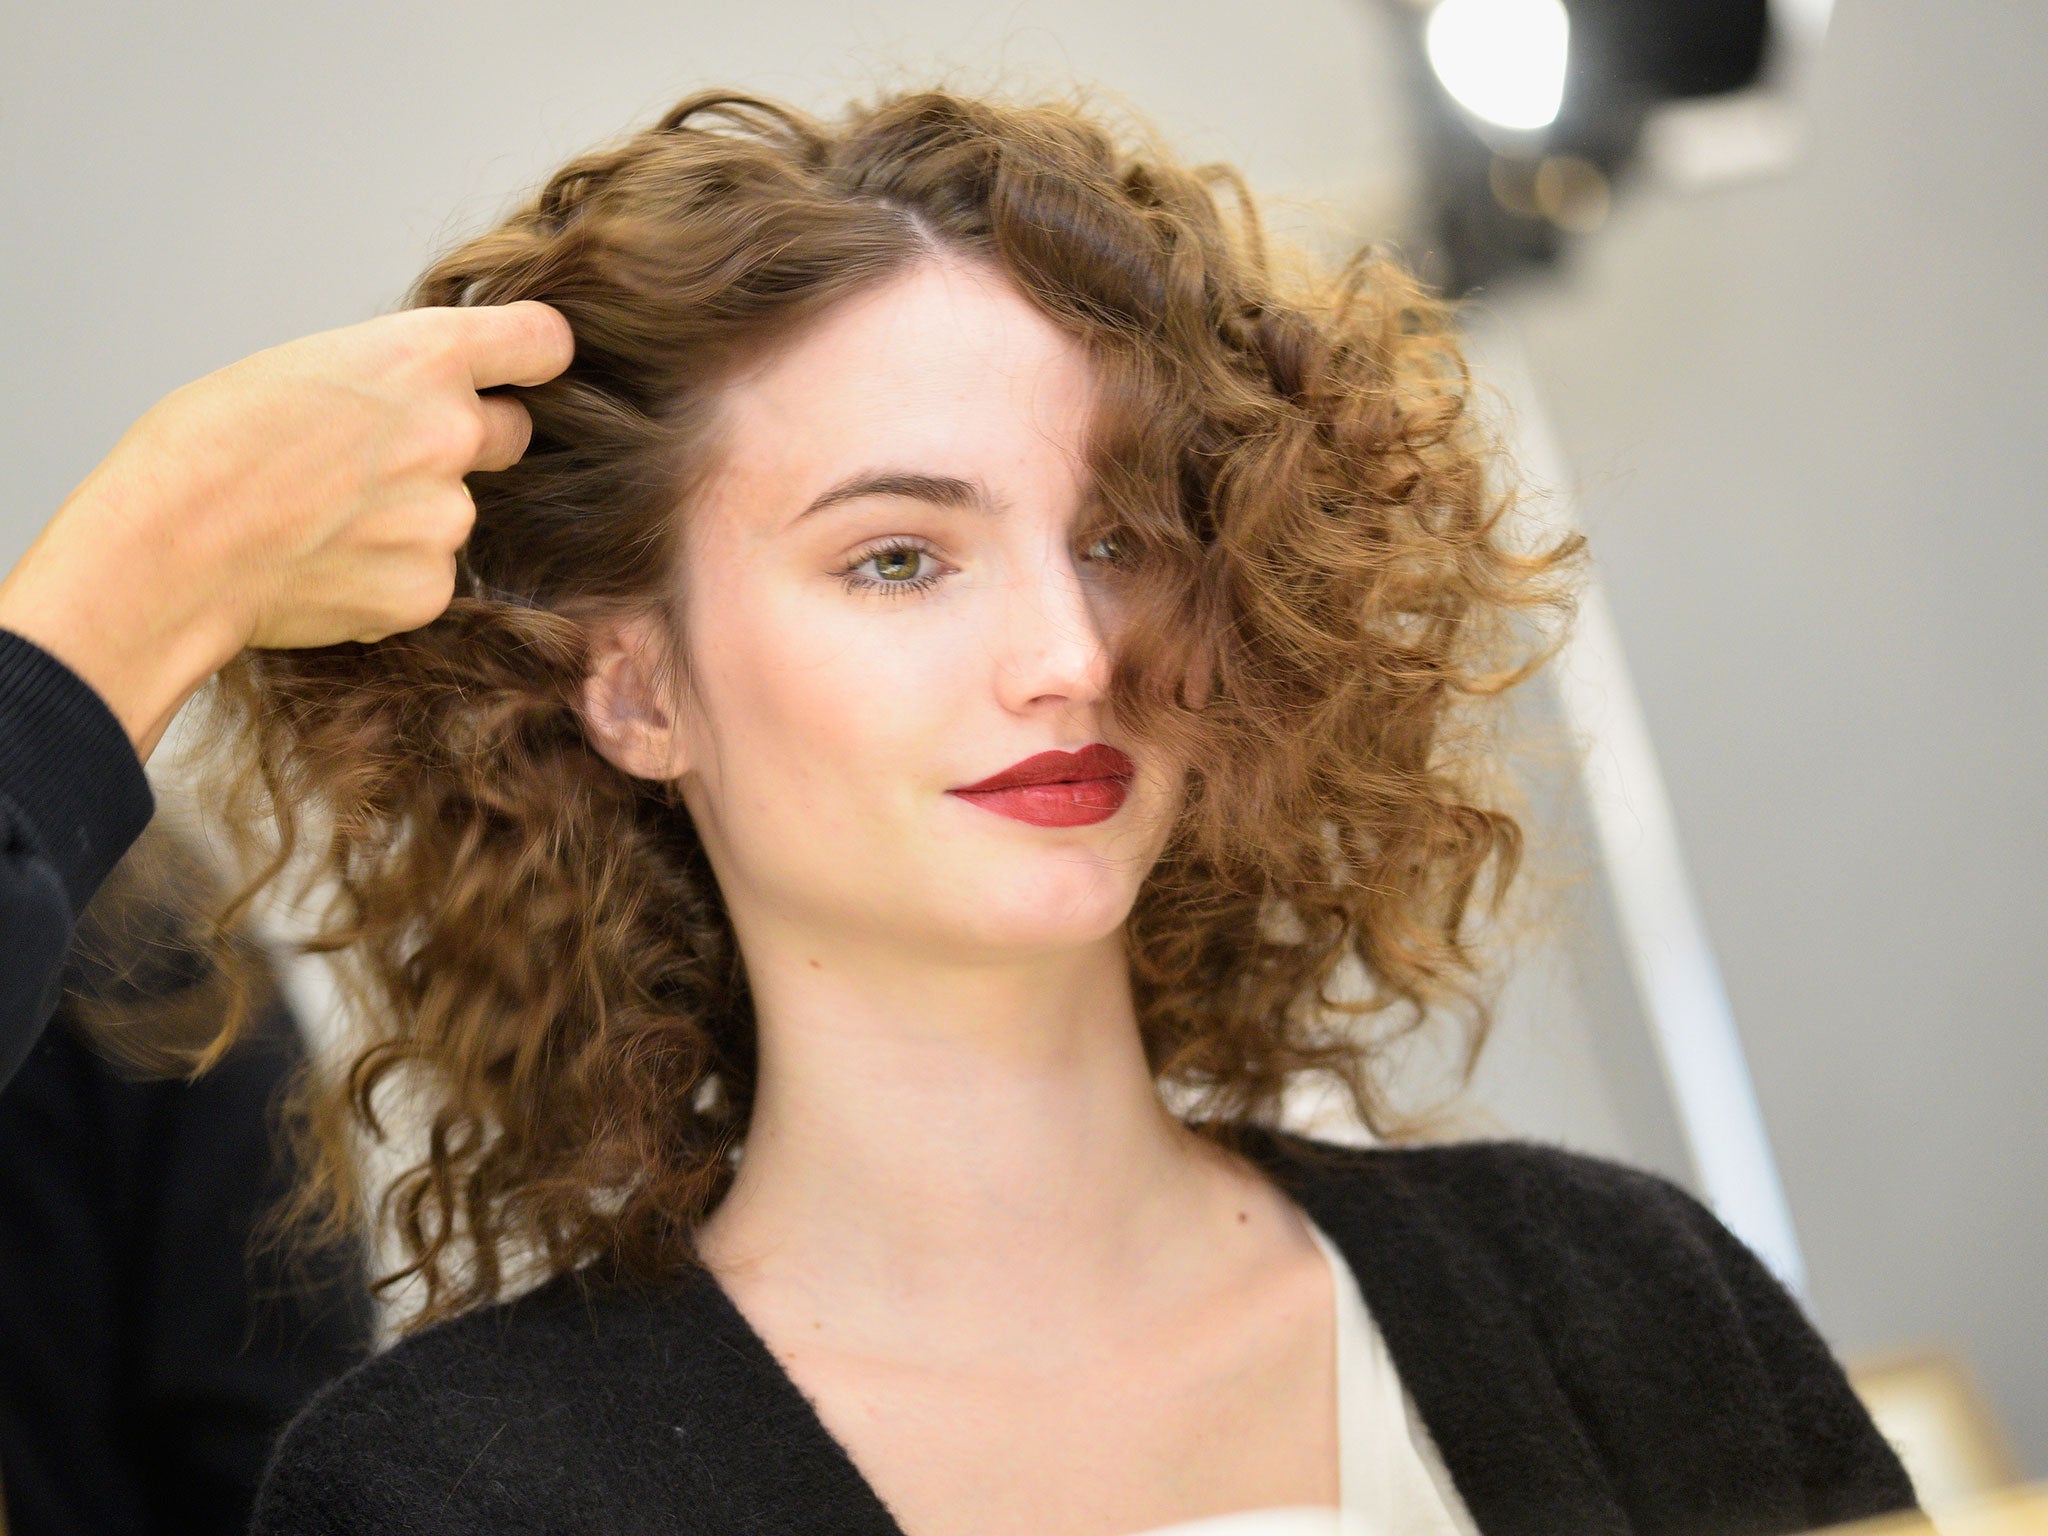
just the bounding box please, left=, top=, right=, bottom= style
left=578, top=612, right=694, bottom=782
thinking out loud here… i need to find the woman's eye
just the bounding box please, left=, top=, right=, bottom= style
left=838, top=530, right=1125, bottom=600
left=840, top=540, right=946, bottom=598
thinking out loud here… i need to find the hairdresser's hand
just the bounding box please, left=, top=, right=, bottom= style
left=0, top=301, right=574, bottom=761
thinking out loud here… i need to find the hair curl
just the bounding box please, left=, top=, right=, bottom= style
left=194, top=82, right=1586, bottom=1333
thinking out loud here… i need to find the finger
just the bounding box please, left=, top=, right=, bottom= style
left=472, top=395, right=535, bottom=472
left=454, top=300, right=576, bottom=391
left=341, top=551, right=461, bottom=645
left=430, top=483, right=478, bottom=553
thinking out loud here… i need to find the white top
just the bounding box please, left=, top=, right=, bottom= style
left=1118, top=1211, right=1481, bottom=1536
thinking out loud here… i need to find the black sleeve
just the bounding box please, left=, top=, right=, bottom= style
left=130, top=993, right=380, bottom=1532
left=1656, top=1177, right=1923, bottom=1531
left=0, top=627, right=155, bottom=1090
left=0, top=993, right=378, bottom=1535
left=1437, top=1139, right=1923, bottom=1536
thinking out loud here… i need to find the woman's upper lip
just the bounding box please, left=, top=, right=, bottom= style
left=952, top=743, right=1136, bottom=793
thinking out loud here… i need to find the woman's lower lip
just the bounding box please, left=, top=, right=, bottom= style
left=947, top=778, right=1129, bottom=826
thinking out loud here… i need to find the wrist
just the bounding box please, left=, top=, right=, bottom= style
left=0, top=486, right=248, bottom=763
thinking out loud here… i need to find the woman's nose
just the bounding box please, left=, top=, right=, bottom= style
left=986, top=544, right=1115, bottom=710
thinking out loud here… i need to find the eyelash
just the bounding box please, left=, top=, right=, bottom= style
left=836, top=534, right=1126, bottom=599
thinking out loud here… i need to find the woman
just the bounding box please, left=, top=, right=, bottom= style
left=201, top=84, right=1917, bottom=1535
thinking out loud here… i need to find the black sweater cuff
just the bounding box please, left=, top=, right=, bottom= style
left=0, top=628, right=155, bottom=915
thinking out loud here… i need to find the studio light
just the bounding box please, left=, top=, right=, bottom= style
left=1424, top=0, right=1571, bottom=132
left=1391, top=0, right=1776, bottom=295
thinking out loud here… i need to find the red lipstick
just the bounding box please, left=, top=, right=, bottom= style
left=948, top=743, right=1136, bottom=827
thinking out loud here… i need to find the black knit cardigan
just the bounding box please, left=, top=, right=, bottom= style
left=250, top=1127, right=1919, bottom=1536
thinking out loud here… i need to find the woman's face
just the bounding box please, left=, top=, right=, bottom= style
left=590, top=253, right=1187, bottom=962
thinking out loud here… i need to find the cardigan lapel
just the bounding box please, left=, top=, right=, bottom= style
left=669, top=1123, right=1632, bottom=1536
left=666, top=1258, right=913, bottom=1535
left=1232, top=1124, right=1632, bottom=1536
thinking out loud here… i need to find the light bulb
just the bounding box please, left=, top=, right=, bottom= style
left=1424, top=0, right=1571, bottom=133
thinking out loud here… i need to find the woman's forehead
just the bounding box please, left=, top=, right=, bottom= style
left=704, top=260, right=1103, bottom=526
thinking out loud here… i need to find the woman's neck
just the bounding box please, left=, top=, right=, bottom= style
left=689, top=931, right=1300, bottom=1374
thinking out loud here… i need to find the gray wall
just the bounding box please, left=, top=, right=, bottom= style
left=1507, top=1, right=2048, bottom=1475
left=5, top=0, right=2041, bottom=1480
left=0, top=0, right=1411, bottom=543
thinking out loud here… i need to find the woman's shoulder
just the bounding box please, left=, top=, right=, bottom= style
left=1244, top=1127, right=1918, bottom=1532
left=1242, top=1124, right=1720, bottom=1248
left=1239, top=1126, right=1797, bottom=1350
left=249, top=1265, right=724, bottom=1533
left=1371, top=1133, right=1727, bottom=1246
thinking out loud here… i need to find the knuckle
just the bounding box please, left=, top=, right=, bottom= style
left=426, top=400, right=489, bottom=466
left=412, top=559, right=459, bottom=621
left=388, top=309, right=474, bottom=388
left=373, top=566, right=453, bottom=639
left=436, top=486, right=480, bottom=545
left=380, top=308, right=444, bottom=370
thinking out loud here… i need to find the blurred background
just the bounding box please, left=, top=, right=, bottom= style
left=3, top=0, right=2041, bottom=1512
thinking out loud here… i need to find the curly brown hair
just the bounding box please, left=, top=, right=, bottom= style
left=191, top=82, right=1585, bottom=1334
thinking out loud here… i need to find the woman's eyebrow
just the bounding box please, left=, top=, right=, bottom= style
left=786, top=469, right=1001, bottom=528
